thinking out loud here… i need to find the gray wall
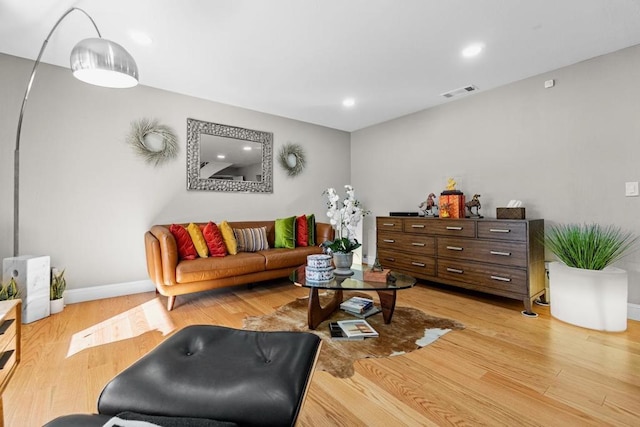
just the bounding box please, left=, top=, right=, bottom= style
left=0, top=53, right=350, bottom=290
left=351, top=44, right=640, bottom=304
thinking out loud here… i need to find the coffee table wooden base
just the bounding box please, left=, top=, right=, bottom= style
left=306, top=288, right=398, bottom=330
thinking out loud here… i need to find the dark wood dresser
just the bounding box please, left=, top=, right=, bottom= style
left=376, top=217, right=545, bottom=314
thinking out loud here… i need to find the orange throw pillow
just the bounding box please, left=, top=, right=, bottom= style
left=169, top=224, right=198, bottom=260
left=202, top=222, right=227, bottom=257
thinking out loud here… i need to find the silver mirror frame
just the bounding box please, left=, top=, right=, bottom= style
left=187, top=118, right=273, bottom=192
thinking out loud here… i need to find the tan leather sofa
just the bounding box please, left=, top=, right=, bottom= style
left=145, top=220, right=334, bottom=310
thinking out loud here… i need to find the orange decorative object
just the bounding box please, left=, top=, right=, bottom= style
left=439, top=194, right=465, bottom=218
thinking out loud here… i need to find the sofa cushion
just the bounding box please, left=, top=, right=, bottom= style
left=296, top=215, right=308, bottom=247
left=233, top=227, right=269, bottom=252
left=307, top=214, right=316, bottom=246
left=169, top=224, right=198, bottom=260
left=202, top=222, right=227, bottom=257
left=176, top=252, right=265, bottom=283
left=259, top=246, right=323, bottom=271
left=219, top=221, right=238, bottom=255
left=187, top=223, right=209, bottom=258
left=274, top=216, right=296, bottom=249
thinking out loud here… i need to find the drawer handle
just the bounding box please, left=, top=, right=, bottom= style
left=411, top=242, right=426, bottom=247
left=383, top=223, right=395, bottom=227
left=383, top=239, right=395, bottom=243
left=446, top=246, right=463, bottom=251
left=411, top=262, right=426, bottom=267
left=0, top=319, right=14, bottom=335
left=0, top=349, right=14, bottom=370
left=490, top=251, right=511, bottom=256
left=489, top=228, right=511, bottom=233
left=446, top=226, right=463, bottom=230
left=491, top=275, right=511, bottom=282
left=446, top=267, right=464, bottom=274
left=384, top=257, right=396, bottom=262
left=411, top=224, right=425, bottom=228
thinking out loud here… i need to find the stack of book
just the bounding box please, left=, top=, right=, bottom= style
left=329, top=319, right=379, bottom=341
left=340, top=296, right=381, bottom=318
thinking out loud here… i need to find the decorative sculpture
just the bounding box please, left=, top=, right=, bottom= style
left=465, top=194, right=482, bottom=217
left=446, top=177, right=457, bottom=191
left=418, top=193, right=438, bottom=217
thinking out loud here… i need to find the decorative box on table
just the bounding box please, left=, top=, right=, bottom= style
left=363, top=268, right=390, bottom=282
left=439, top=191, right=466, bottom=219
left=496, top=207, right=526, bottom=219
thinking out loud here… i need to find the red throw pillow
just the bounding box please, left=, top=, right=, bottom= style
left=296, top=215, right=308, bottom=247
left=202, top=222, right=227, bottom=257
left=169, top=224, right=198, bottom=260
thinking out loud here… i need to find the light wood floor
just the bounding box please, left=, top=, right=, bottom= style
left=6, top=280, right=640, bottom=426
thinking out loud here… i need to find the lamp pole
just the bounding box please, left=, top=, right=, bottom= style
left=13, top=7, right=137, bottom=256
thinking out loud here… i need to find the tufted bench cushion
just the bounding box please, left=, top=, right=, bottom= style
left=45, top=325, right=322, bottom=427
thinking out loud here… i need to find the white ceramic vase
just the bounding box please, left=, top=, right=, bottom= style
left=50, top=297, right=64, bottom=314
left=548, top=261, right=628, bottom=332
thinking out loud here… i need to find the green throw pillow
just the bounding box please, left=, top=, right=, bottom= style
left=307, top=214, right=316, bottom=246
left=275, top=216, right=296, bottom=249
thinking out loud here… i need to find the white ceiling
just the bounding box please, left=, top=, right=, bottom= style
left=2, top=0, right=640, bottom=132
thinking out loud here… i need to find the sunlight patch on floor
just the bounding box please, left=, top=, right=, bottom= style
left=66, top=298, right=175, bottom=357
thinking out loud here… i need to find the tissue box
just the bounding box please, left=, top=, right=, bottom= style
left=496, top=207, right=526, bottom=219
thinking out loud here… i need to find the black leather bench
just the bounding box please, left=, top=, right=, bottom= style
left=44, top=325, right=321, bottom=427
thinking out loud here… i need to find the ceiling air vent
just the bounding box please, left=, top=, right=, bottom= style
left=441, top=85, right=478, bottom=98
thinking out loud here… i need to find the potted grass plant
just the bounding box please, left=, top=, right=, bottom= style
left=544, top=223, right=637, bottom=331
left=50, top=268, right=66, bottom=314
left=0, top=277, right=20, bottom=301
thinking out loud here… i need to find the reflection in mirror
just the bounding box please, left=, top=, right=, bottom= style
left=187, top=118, right=273, bottom=192
left=199, top=135, right=263, bottom=181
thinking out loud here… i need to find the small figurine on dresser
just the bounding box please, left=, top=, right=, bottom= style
left=465, top=194, right=483, bottom=218
left=418, top=193, right=438, bottom=217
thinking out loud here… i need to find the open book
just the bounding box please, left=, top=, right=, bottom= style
left=336, top=319, right=379, bottom=338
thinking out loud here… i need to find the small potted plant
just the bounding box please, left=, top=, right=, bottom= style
left=0, top=277, right=20, bottom=301
left=544, top=223, right=637, bottom=331
left=50, top=268, right=66, bottom=314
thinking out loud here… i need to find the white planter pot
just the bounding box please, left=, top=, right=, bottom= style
left=50, top=297, right=64, bottom=314
left=548, top=261, right=627, bottom=332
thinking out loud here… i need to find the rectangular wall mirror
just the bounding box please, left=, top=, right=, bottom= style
left=186, top=118, right=273, bottom=192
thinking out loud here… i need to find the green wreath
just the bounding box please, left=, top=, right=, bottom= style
left=127, top=118, right=179, bottom=166
left=278, top=143, right=306, bottom=176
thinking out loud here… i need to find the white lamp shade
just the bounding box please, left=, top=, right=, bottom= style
left=70, top=37, right=139, bottom=88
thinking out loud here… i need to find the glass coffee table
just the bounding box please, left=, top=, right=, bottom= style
left=290, top=264, right=416, bottom=330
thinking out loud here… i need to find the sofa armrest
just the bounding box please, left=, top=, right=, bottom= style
left=315, top=222, right=335, bottom=246
left=149, top=225, right=178, bottom=286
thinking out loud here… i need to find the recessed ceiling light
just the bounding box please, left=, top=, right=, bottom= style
left=243, top=146, right=252, bottom=151
left=130, top=31, right=152, bottom=45
left=217, top=154, right=225, bottom=159
left=461, top=43, right=484, bottom=58
left=342, top=98, right=355, bottom=108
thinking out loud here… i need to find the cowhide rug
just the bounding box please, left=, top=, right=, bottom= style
left=242, top=292, right=464, bottom=378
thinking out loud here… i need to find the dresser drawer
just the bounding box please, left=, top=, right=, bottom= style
left=0, top=317, right=16, bottom=356
left=405, top=218, right=476, bottom=237
left=437, top=259, right=528, bottom=295
left=378, top=231, right=435, bottom=256
left=376, top=217, right=403, bottom=231
left=378, top=249, right=436, bottom=277
left=438, top=237, right=527, bottom=267
left=477, top=221, right=527, bottom=242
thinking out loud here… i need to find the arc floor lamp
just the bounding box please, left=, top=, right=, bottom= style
left=13, top=7, right=139, bottom=256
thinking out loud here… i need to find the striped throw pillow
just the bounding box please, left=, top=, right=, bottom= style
left=233, top=227, right=269, bottom=252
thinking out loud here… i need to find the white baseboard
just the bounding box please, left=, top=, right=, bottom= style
left=628, top=303, right=640, bottom=321
left=64, top=279, right=155, bottom=304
